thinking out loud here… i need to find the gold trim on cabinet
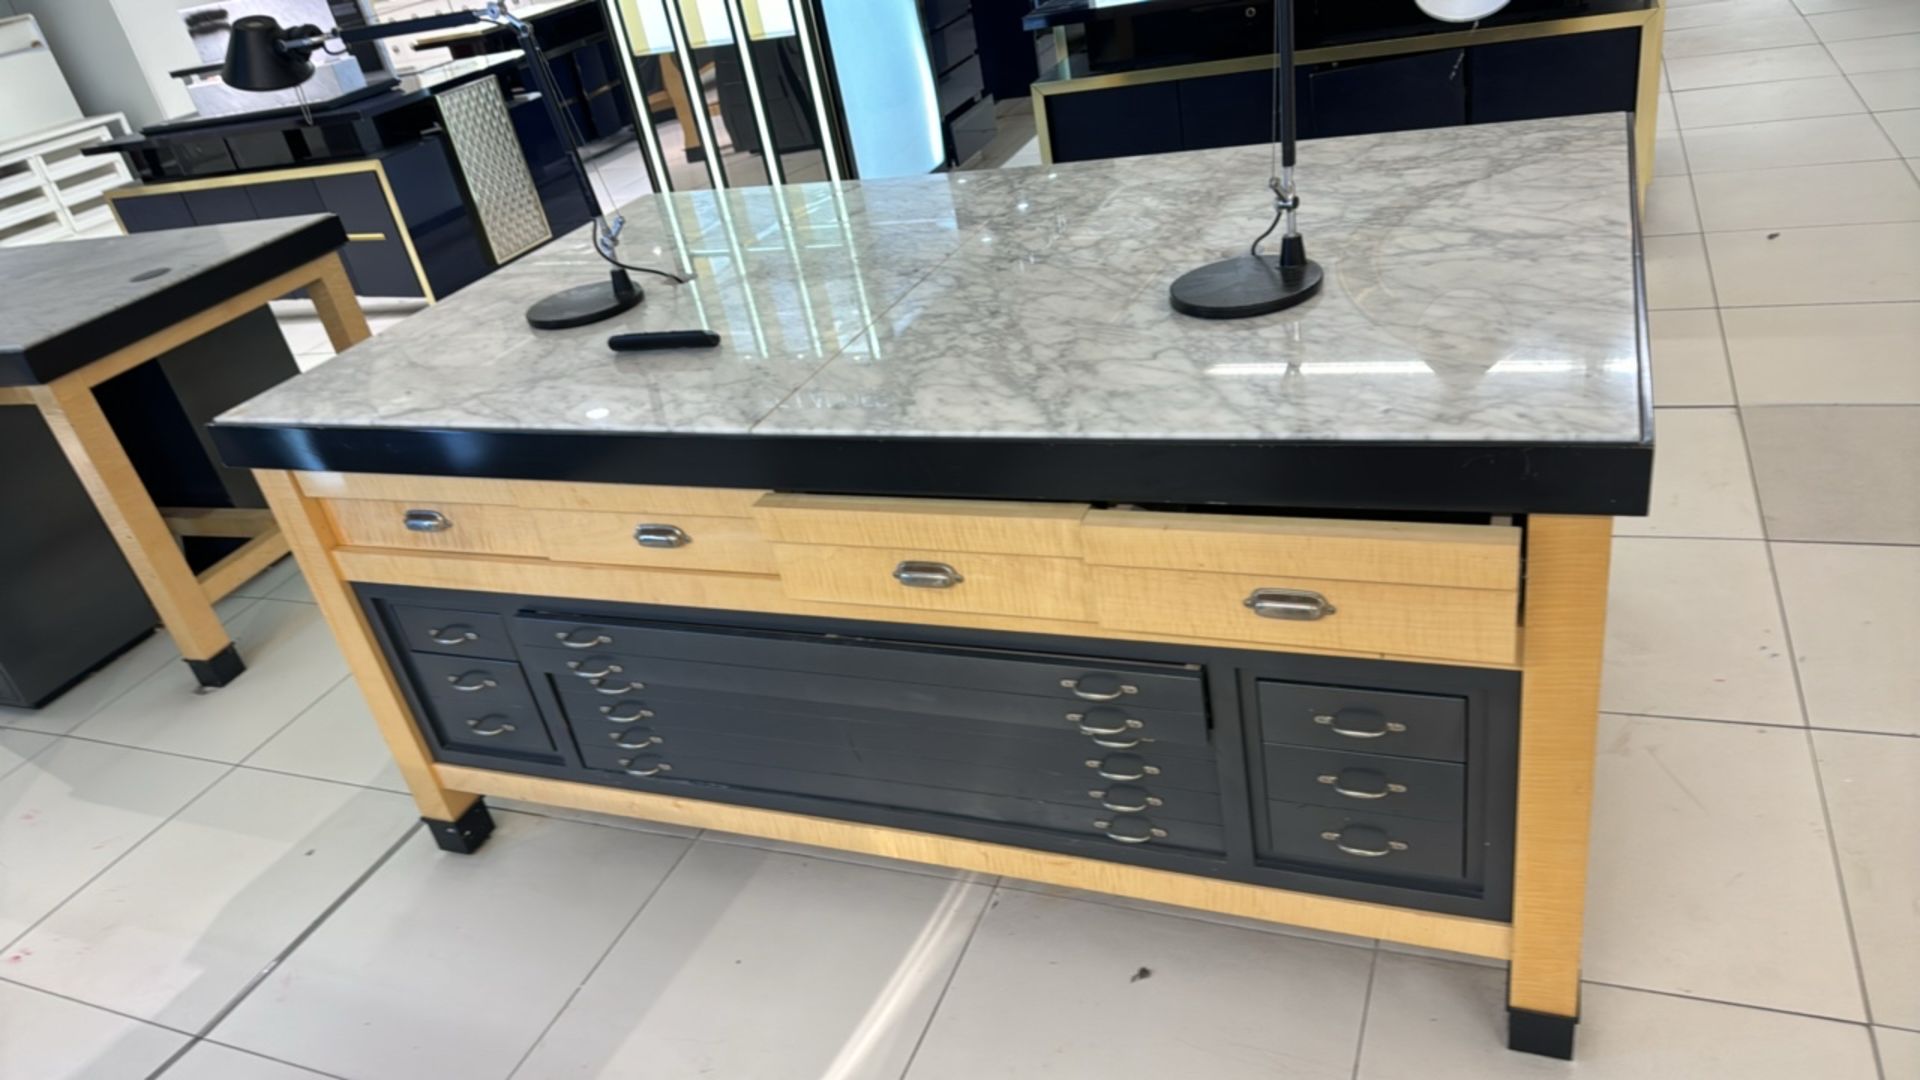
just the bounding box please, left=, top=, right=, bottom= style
left=346, top=232, right=387, bottom=242
left=103, top=160, right=437, bottom=303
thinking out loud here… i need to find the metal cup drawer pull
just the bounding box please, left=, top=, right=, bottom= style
left=1244, top=587, right=1336, bottom=621
left=1317, top=769, right=1407, bottom=801
left=1059, top=675, right=1138, bottom=701
left=633, top=524, right=690, bottom=549
left=1067, top=709, right=1143, bottom=737
left=599, top=704, right=655, bottom=723
left=1085, top=753, right=1160, bottom=782
left=565, top=658, right=624, bottom=679
left=427, top=625, right=479, bottom=646
left=609, top=729, right=663, bottom=750
left=464, top=716, right=516, bottom=737
left=445, top=672, right=497, bottom=692
left=554, top=629, right=613, bottom=649
left=403, top=509, right=452, bottom=532
left=1313, top=712, right=1406, bottom=739
left=590, top=678, right=646, bottom=695
left=1093, top=817, right=1168, bottom=844
left=616, top=755, right=672, bottom=777
left=1320, top=824, right=1409, bottom=858
left=1089, top=784, right=1163, bottom=814
left=892, top=561, right=964, bottom=589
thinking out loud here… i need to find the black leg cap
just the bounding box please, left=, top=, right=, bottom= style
left=424, top=799, right=495, bottom=854
left=186, top=644, right=246, bottom=689
left=1508, top=1007, right=1577, bottom=1059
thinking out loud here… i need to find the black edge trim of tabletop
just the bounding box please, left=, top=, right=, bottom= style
left=0, top=215, right=348, bottom=387
left=210, top=424, right=1653, bottom=516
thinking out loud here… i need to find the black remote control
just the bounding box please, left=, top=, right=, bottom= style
left=607, top=330, right=721, bottom=351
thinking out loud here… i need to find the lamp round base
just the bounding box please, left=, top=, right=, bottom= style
left=1169, top=255, right=1323, bottom=319
left=526, top=278, right=644, bottom=330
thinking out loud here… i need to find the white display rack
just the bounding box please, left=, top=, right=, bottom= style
left=0, top=114, right=134, bottom=247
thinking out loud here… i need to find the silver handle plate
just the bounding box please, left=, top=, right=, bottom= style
left=446, top=674, right=497, bottom=692
left=893, top=561, right=964, bottom=589
left=566, top=659, right=624, bottom=679
left=555, top=630, right=613, bottom=649
left=634, top=524, right=690, bottom=549
left=427, top=626, right=478, bottom=646
left=1313, top=713, right=1407, bottom=739
left=1316, top=771, right=1407, bottom=801
left=1059, top=677, right=1139, bottom=701
left=600, top=706, right=655, bottom=723
left=403, top=509, right=452, bottom=533
left=465, top=717, right=516, bottom=737
left=591, top=679, right=645, bottom=695
left=1320, top=827, right=1409, bottom=858
left=1244, top=587, right=1337, bottom=621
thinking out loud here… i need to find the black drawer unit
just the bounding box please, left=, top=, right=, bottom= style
left=359, top=584, right=1519, bottom=920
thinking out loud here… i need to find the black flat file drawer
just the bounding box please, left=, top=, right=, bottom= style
left=936, top=55, right=986, bottom=117
left=1265, top=802, right=1464, bottom=882
left=571, top=725, right=1225, bottom=824
left=410, top=652, right=541, bottom=715
left=391, top=605, right=516, bottom=661
left=434, top=702, right=555, bottom=756
left=525, top=647, right=1211, bottom=746
left=513, top=615, right=1207, bottom=713
left=1258, top=681, right=1467, bottom=762
left=1263, top=745, right=1465, bottom=823
left=578, top=748, right=1226, bottom=853
left=561, top=684, right=1218, bottom=766
left=928, top=14, right=977, bottom=74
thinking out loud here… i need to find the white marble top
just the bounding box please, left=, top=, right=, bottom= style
left=219, top=114, right=1648, bottom=445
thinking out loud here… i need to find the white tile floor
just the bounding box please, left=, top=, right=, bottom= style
left=4, top=4, right=1919, bottom=1077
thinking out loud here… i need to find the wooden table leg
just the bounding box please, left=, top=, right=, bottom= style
left=1506, top=514, right=1613, bottom=1058
left=29, top=379, right=242, bottom=686
left=255, top=469, right=490, bottom=851
left=307, top=252, right=372, bottom=353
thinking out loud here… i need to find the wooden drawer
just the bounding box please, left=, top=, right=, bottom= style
left=753, top=494, right=1086, bottom=557
left=534, top=509, right=776, bottom=574
left=324, top=498, right=542, bottom=557
left=772, top=544, right=1090, bottom=620
left=1082, top=509, right=1520, bottom=590
left=1086, top=566, right=1518, bottom=665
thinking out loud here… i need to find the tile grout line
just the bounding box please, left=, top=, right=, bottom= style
left=894, top=879, right=1001, bottom=1079
left=144, top=820, right=422, bottom=1080
left=1347, top=947, right=1380, bottom=1080
left=502, top=838, right=701, bottom=1079
left=1579, top=975, right=1879, bottom=1029
left=1604, top=706, right=1919, bottom=740
left=0, top=974, right=202, bottom=1038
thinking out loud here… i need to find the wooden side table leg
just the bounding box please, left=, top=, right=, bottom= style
left=29, top=380, right=242, bottom=687
left=255, top=469, right=488, bottom=849
left=306, top=252, right=372, bottom=353
left=1507, top=514, right=1613, bottom=1059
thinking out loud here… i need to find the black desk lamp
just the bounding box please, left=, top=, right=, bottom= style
left=222, top=3, right=681, bottom=329
left=1168, top=0, right=1509, bottom=319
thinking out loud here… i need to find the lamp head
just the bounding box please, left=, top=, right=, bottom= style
left=1414, top=0, right=1513, bottom=22
left=221, top=15, right=326, bottom=91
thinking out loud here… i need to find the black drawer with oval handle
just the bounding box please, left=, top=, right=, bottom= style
left=410, top=652, right=540, bottom=715
left=391, top=604, right=516, bottom=661
left=1264, top=801, right=1464, bottom=882
left=558, top=684, right=1220, bottom=773
left=525, top=646, right=1210, bottom=746
left=1258, top=681, right=1466, bottom=762
left=572, top=724, right=1224, bottom=825
left=576, top=746, right=1226, bottom=853
left=1263, top=745, right=1465, bottom=823
left=512, top=615, right=1206, bottom=713
left=431, top=701, right=555, bottom=756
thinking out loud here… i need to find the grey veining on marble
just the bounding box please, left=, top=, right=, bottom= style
left=0, top=215, right=334, bottom=360
left=219, top=115, right=1647, bottom=445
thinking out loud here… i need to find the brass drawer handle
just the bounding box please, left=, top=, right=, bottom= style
left=1066, top=710, right=1143, bottom=737
left=1317, top=770, right=1407, bottom=801
left=610, top=729, right=662, bottom=750
left=1313, top=713, right=1407, bottom=739
left=1320, top=826, right=1408, bottom=858
left=566, top=659, right=624, bottom=679
left=600, top=705, right=655, bottom=723
left=446, top=673, right=497, bottom=692
left=555, top=629, right=613, bottom=649
left=403, top=509, right=452, bottom=533
left=427, top=625, right=478, bottom=646
left=1059, top=677, right=1138, bottom=701
left=465, top=716, right=516, bottom=737
left=1244, top=588, right=1336, bottom=621
left=634, top=524, right=690, bottom=549
left=893, top=561, right=964, bottom=589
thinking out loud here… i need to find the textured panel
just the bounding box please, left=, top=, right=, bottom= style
left=437, top=78, right=553, bottom=264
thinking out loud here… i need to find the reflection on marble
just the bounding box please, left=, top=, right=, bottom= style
left=220, top=115, right=1646, bottom=444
